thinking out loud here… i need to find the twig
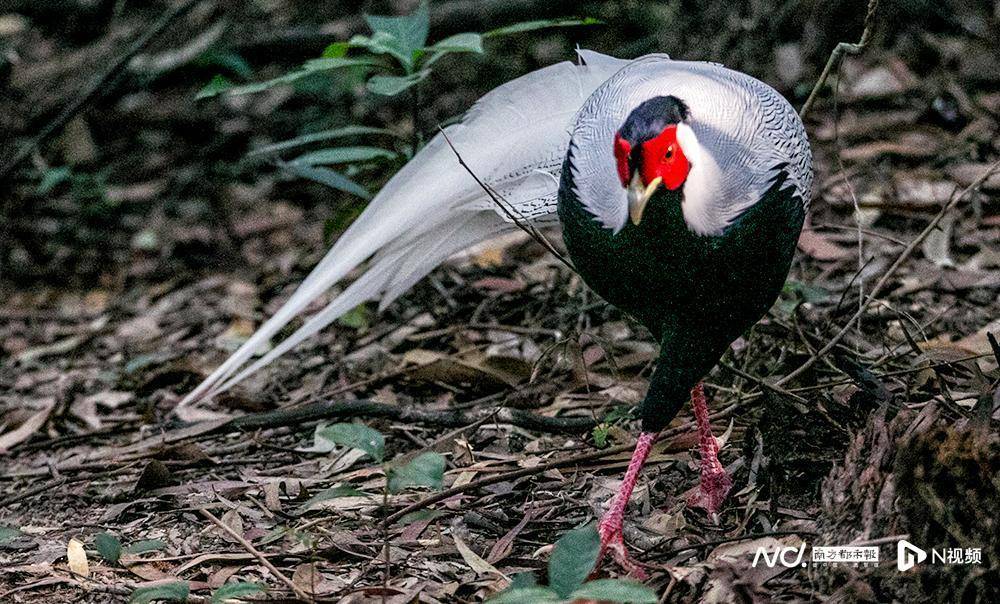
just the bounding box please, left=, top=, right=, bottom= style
left=381, top=403, right=743, bottom=527
left=226, top=399, right=601, bottom=433
left=1, top=402, right=605, bottom=481
left=200, top=508, right=311, bottom=602
left=382, top=440, right=652, bottom=527
left=0, top=0, right=203, bottom=182
left=799, top=0, right=880, bottom=120
left=438, top=127, right=579, bottom=274
left=718, top=361, right=808, bottom=404
left=776, top=159, right=1000, bottom=387
left=0, top=477, right=69, bottom=509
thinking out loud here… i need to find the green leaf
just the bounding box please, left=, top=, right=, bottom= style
left=509, top=572, right=538, bottom=590
left=198, top=57, right=374, bottom=98
left=487, top=587, right=562, bottom=603
left=348, top=31, right=411, bottom=66
left=484, top=17, right=603, bottom=37
left=196, top=51, right=253, bottom=78
left=366, top=70, right=430, bottom=96
left=211, top=581, right=266, bottom=603
left=396, top=509, right=448, bottom=525
left=775, top=279, right=831, bottom=317
left=592, top=424, right=610, bottom=448
left=300, top=56, right=373, bottom=73
left=338, top=304, right=371, bottom=330
left=322, top=41, right=350, bottom=58
left=37, top=166, right=72, bottom=194
left=129, top=581, right=189, bottom=604
left=297, top=485, right=367, bottom=513
left=123, top=539, right=168, bottom=555
left=94, top=532, right=122, bottom=563
left=782, top=280, right=830, bottom=304
left=427, top=32, right=483, bottom=54
left=195, top=74, right=235, bottom=99
left=570, top=579, right=659, bottom=603
left=315, top=423, right=385, bottom=462
left=387, top=452, right=445, bottom=493
left=363, top=0, right=429, bottom=69
left=277, top=162, right=371, bottom=200
left=246, top=126, right=393, bottom=159
left=291, top=146, right=397, bottom=166
left=548, top=523, right=600, bottom=598
left=323, top=205, right=365, bottom=245
left=256, top=526, right=289, bottom=546
left=0, top=526, right=24, bottom=544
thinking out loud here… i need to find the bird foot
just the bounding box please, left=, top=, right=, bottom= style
left=686, top=463, right=733, bottom=518
left=596, top=518, right=648, bottom=579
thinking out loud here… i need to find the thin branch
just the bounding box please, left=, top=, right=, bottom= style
left=0, top=0, right=204, bottom=181
left=226, top=398, right=601, bottom=433
left=799, top=0, right=880, bottom=120
left=200, top=508, right=311, bottom=601
left=438, top=127, right=579, bottom=274
left=718, top=361, right=808, bottom=404
left=776, top=158, right=1000, bottom=386
left=381, top=402, right=742, bottom=527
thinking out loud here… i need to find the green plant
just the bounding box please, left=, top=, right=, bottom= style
left=592, top=405, right=635, bottom=448
left=308, top=421, right=449, bottom=594
left=127, top=580, right=264, bottom=604
left=129, top=581, right=189, bottom=604
left=488, top=523, right=657, bottom=603
left=197, top=1, right=599, bottom=201
left=93, top=533, right=168, bottom=564
left=311, top=422, right=447, bottom=496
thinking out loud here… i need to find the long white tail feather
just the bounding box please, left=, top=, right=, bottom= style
left=203, top=212, right=505, bottom=400
left=181, top=50, right=630, bottom=406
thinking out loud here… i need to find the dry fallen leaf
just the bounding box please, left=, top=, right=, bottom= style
left=798, top=229, right=853, bottom=261
left=453, top=533, right=503, bottom=578
left=66, top=539, right=89, bottom=577
left=219, top=509, right=245, bottom=543
left=0, top=398, right=55, bottom=453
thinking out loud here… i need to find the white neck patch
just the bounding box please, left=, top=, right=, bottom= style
left=674, top=122, right=725, bottom=236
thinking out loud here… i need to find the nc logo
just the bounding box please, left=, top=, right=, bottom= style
left=752, top=542, right=807, bottom=568
left=897, top=540, right=927, bottom=571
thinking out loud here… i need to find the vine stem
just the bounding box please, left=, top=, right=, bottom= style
left=799, top=0, right=880, bottom=120
left=776, top=158, right=1000, bottom=386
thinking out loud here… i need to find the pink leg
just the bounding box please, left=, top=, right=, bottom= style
left=596, top=431, right=656, bottom=578
left=686, top=382, right=732, bottom=516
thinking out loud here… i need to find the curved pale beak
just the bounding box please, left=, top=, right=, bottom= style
left=627, top=173, right=662, bottom=225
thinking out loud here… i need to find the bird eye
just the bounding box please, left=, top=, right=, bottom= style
left=665, top=146, right=674, bottom=159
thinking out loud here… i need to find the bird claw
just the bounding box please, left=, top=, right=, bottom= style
left=596, top=521, right=648, bottom=579
left=686, top=465, right=733, bottom=518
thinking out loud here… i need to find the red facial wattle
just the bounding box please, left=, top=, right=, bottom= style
left=639, top=125, right=689, bottom=191
left=613, top=134, right=632, bottom=187
left=613, top=126, right=690, bottom=192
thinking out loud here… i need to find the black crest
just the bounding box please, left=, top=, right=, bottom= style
left=617, top=95, right=689, bottom=145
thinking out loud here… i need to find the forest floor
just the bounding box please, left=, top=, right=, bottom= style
left=2, top=1, right=999, bottom=602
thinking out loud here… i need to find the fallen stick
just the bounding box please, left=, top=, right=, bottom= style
left=225, top=398, right=599, bottom=433
left=200, top=508, right=310, bottom=601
